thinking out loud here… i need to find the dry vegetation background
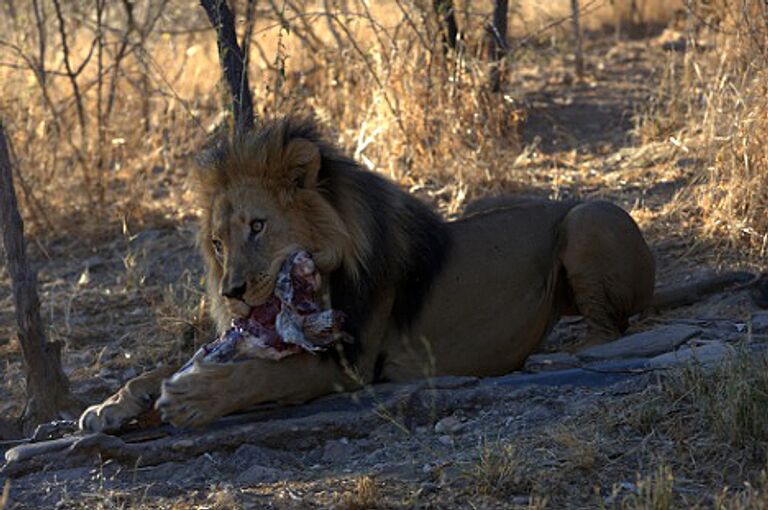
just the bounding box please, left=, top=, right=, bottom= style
left=0, top=0, right=765, bottom=249
left=1, top=0, right=768, bottom=508
left=0, top=0, right=764, bottom=252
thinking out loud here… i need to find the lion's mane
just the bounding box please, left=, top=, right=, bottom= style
left=192, top=118, right=451, bottom=364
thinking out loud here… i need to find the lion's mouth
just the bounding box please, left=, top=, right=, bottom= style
left=234, top=250, right=330, bottom=317
left=234, top=286, right=332, bottom=320
left=179, top=251, right=346, bottom=372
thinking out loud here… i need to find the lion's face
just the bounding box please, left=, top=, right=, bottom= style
left=207, top=183, right=315, bottom=317
left=197, top=132, right=357, bottom=326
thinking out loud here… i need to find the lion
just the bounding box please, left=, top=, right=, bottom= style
left=80, top=117, right=657, bottom=432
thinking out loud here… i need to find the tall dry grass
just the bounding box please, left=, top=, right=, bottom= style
left=0, top=0, right=528, bottom=234
left=638, top=0, right=768, bottom=260
left=0, top=0, right=690, bottom=238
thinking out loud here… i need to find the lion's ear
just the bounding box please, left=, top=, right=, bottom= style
left=284, top=138, right=321, bottom=189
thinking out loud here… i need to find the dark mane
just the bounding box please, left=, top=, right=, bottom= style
left=277, top=118, right=452, bottom=366
left=194, top=117, right=452, bottom=371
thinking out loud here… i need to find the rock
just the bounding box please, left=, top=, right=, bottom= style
left=236, top=464, right=291, bottom=486
left=751, top=312, right=768, bottom=334
left=434, top=416, right=464, bottom=435
left=524, top=352, right=579, bottom=371
left=168, top=455, right=218, bottom=484
left=577, top=325, right=701, bottom=361
left=122, top=367, right=138, bottom=381
left=322, top=438, right=355, bottom=463
left=437, top=435, right=453, bottom=446
left=171, top=439, right=195, bottom=451
left=97, top=345, right=121, bottom=365
left=230, top=444, right=290, bottom=469
left=648, top=341, right=735, bottom=368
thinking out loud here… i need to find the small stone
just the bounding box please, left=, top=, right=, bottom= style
left=322, top=438, right=355, bottom=463
left=97, top=367, right=118, bottom=381
left=97, top=345, right=121, bottom=365
left=577, top=325, right=701, bottom=361
left=236, top=464, right=290, bottom=485
left=434, top=416, right=464, bottom=435
left=437, top=435, right=453, bottom=446
left=230, top=444, right=288, bottom=468
left=171, top=439, right=195, bottom=451
left=122, top=367, right=138, bottom=381
left=751, top=312, right=768, bottom=334
left=649, top=341, right=734, bottom=368
left=524, top=352, right=579, bottom=371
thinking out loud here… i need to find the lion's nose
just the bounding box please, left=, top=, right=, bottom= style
left=222, top=281, right=247, bottom=300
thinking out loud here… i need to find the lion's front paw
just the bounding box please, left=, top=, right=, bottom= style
left=79, top=396, right=142, bottom=433
left=155, top=366, right=233, bottom=429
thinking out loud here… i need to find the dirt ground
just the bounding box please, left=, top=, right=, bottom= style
left=1, top=28, right=767, bottom=509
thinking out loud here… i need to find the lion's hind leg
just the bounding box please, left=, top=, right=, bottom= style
left=559, top=201, right=655, bottom=348
left=562, top=273, right=628, bottom=347
left=79, top=365, right=176, bottom=433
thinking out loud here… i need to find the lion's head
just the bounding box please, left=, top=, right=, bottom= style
left=193, top=117, right=451, bottom=361
left=192, top=119, right=367, bottom=331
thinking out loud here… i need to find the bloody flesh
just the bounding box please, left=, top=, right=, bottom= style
left=176, top=251, right=346, bottom=374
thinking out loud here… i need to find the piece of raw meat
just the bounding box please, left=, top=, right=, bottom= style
left=176, top=251, right=346, bottom=374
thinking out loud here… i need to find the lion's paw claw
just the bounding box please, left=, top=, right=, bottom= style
left=79, top=402, right=132, bottom=433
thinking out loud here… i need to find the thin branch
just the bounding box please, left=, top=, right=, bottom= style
left=570, top=0, right=584, bottom=78
left=267, top=0, right=320, bottom=53
left=106, top=0, right=136, bottom=122
left=51, top=0, right=87, bottom=148
left=433, top=0, right=460, bottom=52
left=487, top=0, right=509, bottom=92
left=96, top=0, right=106, bottom=201
left=31, top=0, right=46, bottom=87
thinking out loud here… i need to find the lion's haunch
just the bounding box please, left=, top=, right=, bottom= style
left=176, top=251, right=346, bottom=375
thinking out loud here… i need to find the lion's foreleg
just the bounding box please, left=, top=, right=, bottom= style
left=155, top=354, right=363, bottom=428
left=79, top=365, right=178, bottom=432
left=156, top=288, right=396, bottom=429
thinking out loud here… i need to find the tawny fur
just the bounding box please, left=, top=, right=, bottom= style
left=79, top=117, right=656, bottom=432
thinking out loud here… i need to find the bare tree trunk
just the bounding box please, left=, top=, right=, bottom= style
left=571, top=0, right=584, bottom=78
left=0, top=122, right=74, bottom=431
left=200, top=0, right=256, bottom=138
left=433, top=0, right=459, bottom=52
left=487, top=0, right=508, bottom=92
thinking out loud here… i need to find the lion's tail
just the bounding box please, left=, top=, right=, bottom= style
left=649, top=271, right=758, bottom=310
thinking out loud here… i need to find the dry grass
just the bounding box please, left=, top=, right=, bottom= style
left=636, top=0, right=768, bottom=260
left=465, top=440, right=533, bottom=498
left=0, top=480, right=9, bottom=510
left=337, top=476, right=380, bottom=510
left=666, top=348, right=768, bottom=449
left=620, top=464, right=675, bottom=510
left=0, top=0, right=690, bottom=237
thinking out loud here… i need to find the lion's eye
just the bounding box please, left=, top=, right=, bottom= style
left=211, top=238, right=223, bottom=256
left=250, top=219, right=265, bottom=236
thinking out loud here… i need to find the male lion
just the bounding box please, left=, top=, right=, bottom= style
left=80, top=117, right=654, bottom=432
